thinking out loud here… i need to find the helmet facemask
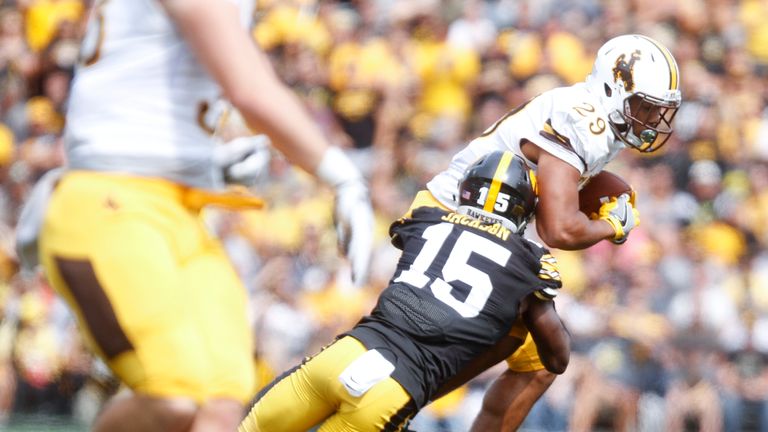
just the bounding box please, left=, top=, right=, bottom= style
left=610, top=92, right=680, bottom=153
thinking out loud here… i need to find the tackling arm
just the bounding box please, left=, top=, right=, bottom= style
left=432, top=334, right=525, bottom=400
left=433, top=293, right=570, bottom=400
left=521, top=294, right=570, bottom=374
left=466, top=294, right=567, bottom=432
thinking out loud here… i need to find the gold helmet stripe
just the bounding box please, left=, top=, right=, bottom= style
left=529, top=169, right=538, bottom=195
left=483, top=151, right=514, bottom=212
left=638, top=35, right=679, bottom=90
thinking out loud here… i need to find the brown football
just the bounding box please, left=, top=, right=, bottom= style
left=578, top=170, right=633, bottom=217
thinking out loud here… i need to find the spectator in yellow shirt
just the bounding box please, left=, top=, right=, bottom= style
left=24, top=0, right=83, bottom=52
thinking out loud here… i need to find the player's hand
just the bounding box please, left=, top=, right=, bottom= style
left=214, top=135, right=271, bottom=185
left=598, top=192, right=640, bottom=244
left=334, top=178, right=374, bottom=287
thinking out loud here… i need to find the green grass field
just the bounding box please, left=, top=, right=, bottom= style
left=2, top=415, right=87, bottom=432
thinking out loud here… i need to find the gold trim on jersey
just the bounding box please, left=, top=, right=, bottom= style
left=401, top=190, right=450, bottom=219
left=184, top=185, right=264, bottom=210
left=540, top=120, right=587, bottom=170
left=82, top=0, right=109, bottom=67
left=479, top=98, right=534, bottom=138
left=483, top=151, right=513, bottom=213
left=541, top=120, right=571, bottom=147
left=197, top=101, right=217, bottom=136
left=393, top=191, right=449, bottom=247
left=637, top=35, right=679, bottom=90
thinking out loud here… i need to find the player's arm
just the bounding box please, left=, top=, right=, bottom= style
left=160, top=0, right=373, bottom=285
left=533, top=147, right=617, bottom=250
left=521, top=293, right=570, bottom=374
left=467, top=293, right=566, bottom=432
left=160, top=0, right=326, bottom=170
left=433, top=293, right=569, bottom=400
left=432, top=333, right=525, bottom=400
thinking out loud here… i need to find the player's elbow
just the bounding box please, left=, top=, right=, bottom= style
left=542, top=352, right=569, bottom=375
left=225, top=73, right=284, bottom=126
left=536, top=223, right=582, bottom=250
left=537, top=233, right=573, bottom=250
left=536, top=329, right=571, bottom=375
left=227, top=88, right=270, bottom=122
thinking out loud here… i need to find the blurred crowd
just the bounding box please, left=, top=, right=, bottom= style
left=2, top=0, right=768, bottom=430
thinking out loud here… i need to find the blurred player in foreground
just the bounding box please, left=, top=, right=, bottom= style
left=19, top=0, right=374, bottom=431
left=240, top=151, right=571, bottom=431
left=421, top=34, right=682, bottom=430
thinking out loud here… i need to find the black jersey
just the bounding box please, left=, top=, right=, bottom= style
left=345, top=206, right=561, bottom=408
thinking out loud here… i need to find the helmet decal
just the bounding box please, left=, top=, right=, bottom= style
left=483, top=151, right=514, bottom=213
left=612, top=50, right=641, bottom=92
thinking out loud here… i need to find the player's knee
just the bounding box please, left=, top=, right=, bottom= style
left=480, top=385, right=512, bottom=417
left=480, top=393, right=508, bottom=418
left=531, top=368, right=557, bottom=389
left=196, top=398, right=246, bottom=431
left=146, top=398, right=198, bottom=432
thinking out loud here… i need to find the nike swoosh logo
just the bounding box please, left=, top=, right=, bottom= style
left=619, top=204, right=629, bottom=225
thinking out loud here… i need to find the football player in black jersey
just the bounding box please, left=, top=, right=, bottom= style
left=239, top=151, right=571, bottom=432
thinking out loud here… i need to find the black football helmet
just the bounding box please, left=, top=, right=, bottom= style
left=457, top=151, right=538, bottom=234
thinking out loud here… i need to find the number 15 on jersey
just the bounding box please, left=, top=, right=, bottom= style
left=395, top=223, right=511, bottom=318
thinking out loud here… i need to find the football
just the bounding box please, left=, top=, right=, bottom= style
left=578, top=170, right=633, bottom=217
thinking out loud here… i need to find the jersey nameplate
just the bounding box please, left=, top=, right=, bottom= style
left=440, top=212, right=512, bottom=241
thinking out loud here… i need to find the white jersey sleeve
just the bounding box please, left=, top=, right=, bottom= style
left=540, top=86, right=625, bottom=178
left=427, top=83, right=625, bottom=208
left=65, top=0, right=256, bottom=189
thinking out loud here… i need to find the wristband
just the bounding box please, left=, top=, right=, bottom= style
left=602, top=215, right=626, bottom=242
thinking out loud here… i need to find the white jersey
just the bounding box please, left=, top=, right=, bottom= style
left=65, top=0, right=256, bottom=189
left=427, top=83, right=626, bottom=209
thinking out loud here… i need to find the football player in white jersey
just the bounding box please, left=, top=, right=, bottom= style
left=416, top=34, right=682, bottom=430
left=33, top=1, right=374, bottom=431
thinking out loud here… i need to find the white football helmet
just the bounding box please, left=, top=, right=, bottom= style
left=585, top=34, right=682, bottom=152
